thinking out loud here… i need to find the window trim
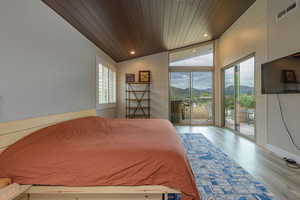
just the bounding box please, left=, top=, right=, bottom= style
left=96, top=56, right=117, bottom=110
left=168, top=41, right=216, bottom=126
left=221, top=53, right=256, bottom=142
left=169, top=41, right=215, bottom=69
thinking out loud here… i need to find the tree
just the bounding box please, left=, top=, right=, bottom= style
left=240, top=94, right=255, bottom=109
left=224, top=96, right=234, bottom=110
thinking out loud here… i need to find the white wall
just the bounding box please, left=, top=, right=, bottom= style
left=217, top=0, right=300, bottom=158
left=216, top=0, right=268, bottom=146
left=266, top=0, right=300, bottom=156
left=117, top=52, right=169, bottom=119
left=0, top=0, right=116, bottom=122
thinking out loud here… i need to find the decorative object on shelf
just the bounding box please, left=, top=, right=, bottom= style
left=282, top=70, right=297, bottom=83
left=139, top=70, right=151, bottom=82
left=126, top=82, right=151, bottom=119
left=126, top=73, right=135, bottom=83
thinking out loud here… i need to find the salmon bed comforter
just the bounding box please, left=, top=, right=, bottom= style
left=0, top=117, right=200, bottom=200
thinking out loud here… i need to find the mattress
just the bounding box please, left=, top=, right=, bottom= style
left=0, top=117, right=200, bottom=200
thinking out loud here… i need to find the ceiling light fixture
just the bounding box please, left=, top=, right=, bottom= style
left=130, top=50, right=135, bottom=55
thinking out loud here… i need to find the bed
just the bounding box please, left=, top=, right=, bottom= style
left=0, top=110, right=200, bottom=200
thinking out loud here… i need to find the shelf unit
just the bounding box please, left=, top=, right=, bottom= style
left=126, top=82, right=151, bottom=119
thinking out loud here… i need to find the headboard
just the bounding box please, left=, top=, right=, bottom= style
left=0, top=109, right=97, bottom=151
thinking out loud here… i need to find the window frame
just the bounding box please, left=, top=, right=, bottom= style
left=169, top=42, right=214, bottom=68
left=221, top=53, right=256, bottom=142
left=96, top=56, right=117, bottom=110
left=168, top=41, right=216, bottom=126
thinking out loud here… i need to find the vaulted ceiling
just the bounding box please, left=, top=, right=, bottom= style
left=42, top=0, right=255, bottom=62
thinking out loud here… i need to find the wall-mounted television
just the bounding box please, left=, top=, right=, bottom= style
left=262, top=52, right=300, bottom=94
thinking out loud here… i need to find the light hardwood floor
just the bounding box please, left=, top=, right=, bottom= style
left=175, top=126, right=300, bottom=200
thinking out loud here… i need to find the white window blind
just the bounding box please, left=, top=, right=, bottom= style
left=98, top=63, right=116, bottom=105
left=109, top=69, right=116, bottom=103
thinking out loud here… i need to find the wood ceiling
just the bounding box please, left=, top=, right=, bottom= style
left=42, top=0, right=255, bottom=62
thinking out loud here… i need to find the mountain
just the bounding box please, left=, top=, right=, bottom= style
left=170, top=85, right=254, bottom=97
left=224, top=85, right=254, bottom=95
left=170, top=87, right=212, bottom=97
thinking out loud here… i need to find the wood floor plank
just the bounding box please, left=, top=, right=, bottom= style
left=175, top=126, right=300, bottom=200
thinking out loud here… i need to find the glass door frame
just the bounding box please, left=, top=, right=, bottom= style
left=223, top=66, right=237, bottom=130
left=168, top=41, right=215, bottom=126
left=221, top=53, right=256, bottom=141
left=169, top=69, right=215, bottom=126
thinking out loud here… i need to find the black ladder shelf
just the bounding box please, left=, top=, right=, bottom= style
left=126, top=82, right=151, bottom=119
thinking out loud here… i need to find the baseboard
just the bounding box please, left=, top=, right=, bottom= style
left=267, top=144, right=300, bottom=163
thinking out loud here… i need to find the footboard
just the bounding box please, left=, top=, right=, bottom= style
left=1, top=185, right=181, bottom=200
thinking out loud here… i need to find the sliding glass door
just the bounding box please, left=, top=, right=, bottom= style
left=237, top=58, right=255, bottom=137
left=224, top=67, right=235, bottom=130
left=170, top=71, right=213, bottom=125
left=191, top=72, right=213, bottom=125
left=169, top=72, right=191, bottom=125
left=223, top=57, right=255, bottom=139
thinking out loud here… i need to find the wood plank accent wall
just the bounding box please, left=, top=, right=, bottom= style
left=0, top=109, right=96, bottom=151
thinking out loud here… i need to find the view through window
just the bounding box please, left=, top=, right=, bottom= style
left=98, top=63, right=116, bottom=105
left=224, top=57, right=255, bottom=139
left=169, top=43, right=214, bottom=67
left=169, top=44, right=214, bottom=125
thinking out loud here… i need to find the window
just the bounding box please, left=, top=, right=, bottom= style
left=169, top=43, right=214, bottom=67
left=169, top=71, right=214, bottom=125
left=169, top=42, right=214, bottom=125
left=223, top=56, right=256, bottom=140
left=97, top=57, right=116, bottom=108
left=108, top=69, right=116, bottom=103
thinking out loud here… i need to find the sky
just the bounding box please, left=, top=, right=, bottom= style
left=224, top=57, right=255, bottom=87
left=170, top=53, right=214, bottom=67
left=240, top=57, right=255, bottom=87
left=171, top=57, right=255, bottom=92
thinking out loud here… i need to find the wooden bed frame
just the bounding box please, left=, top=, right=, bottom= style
left=0, top=109, right=180, bottom=200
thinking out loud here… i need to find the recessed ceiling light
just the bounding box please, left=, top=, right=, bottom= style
left=204, top=33, right=208, bottom=37
left=130, top=50, right=135, bottom=55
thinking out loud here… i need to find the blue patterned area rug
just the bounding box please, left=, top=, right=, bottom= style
left=178, top=133, right=277, bottom=200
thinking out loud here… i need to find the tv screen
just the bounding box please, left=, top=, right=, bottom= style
left=262, top=52, right=300, bottom=94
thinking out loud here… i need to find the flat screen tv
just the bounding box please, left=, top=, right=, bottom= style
left=262, top=52, right=300, bottom=94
